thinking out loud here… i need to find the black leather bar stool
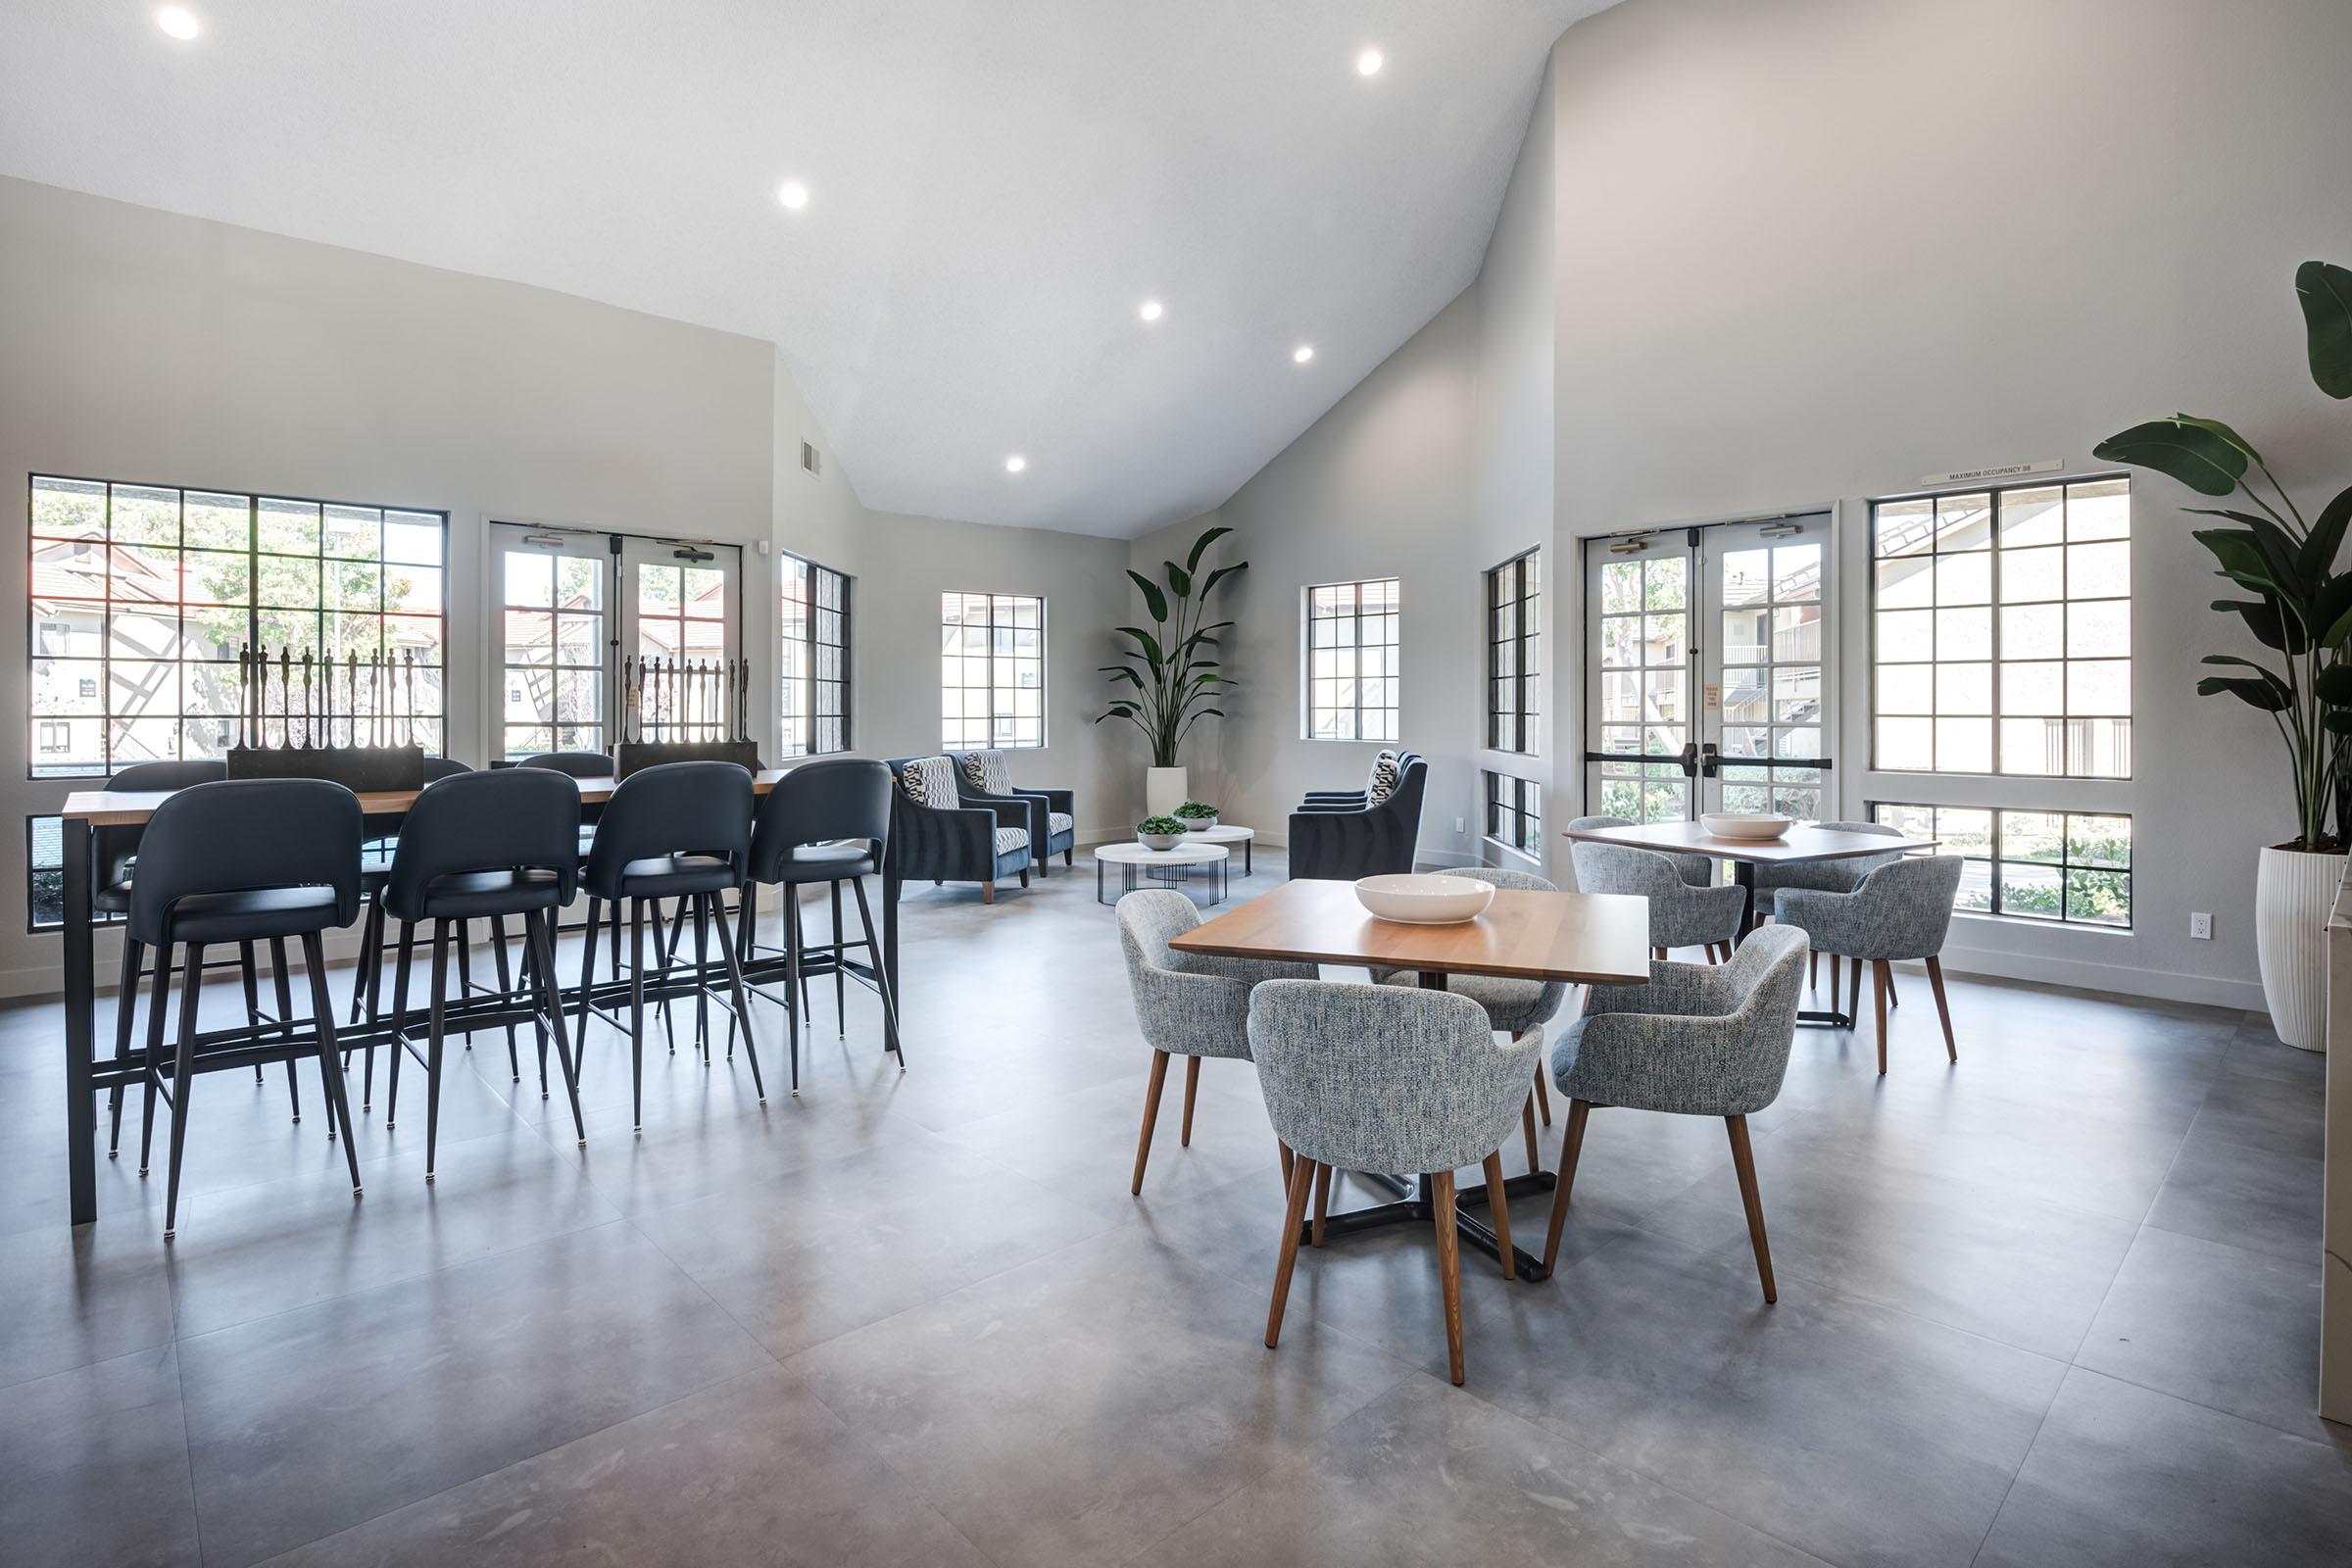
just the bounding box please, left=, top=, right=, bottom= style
left=350, top=757, right=477, bottom=1105
left=95, top=760, right=309, bottom=1157
left=515, top=751, right=614, bottom=779
left=574, top=761, right=761, bottom=1131
left=128, top=779, right=365, bottom=1239
left=743, top=757, right=903, bottom=1094
left=377, top=767, right=586, bottom=1180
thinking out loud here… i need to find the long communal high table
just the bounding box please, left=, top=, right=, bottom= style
left=56, top=769, right=903, bottom=1226
left=1168, top=878, right=1651, bottom=1282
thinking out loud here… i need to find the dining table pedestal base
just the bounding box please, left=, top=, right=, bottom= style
left=1305, top=1168, right=1557, bottom=1283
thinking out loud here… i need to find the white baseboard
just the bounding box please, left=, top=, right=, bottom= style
left=1911, top=944, right=2264, bottom=1014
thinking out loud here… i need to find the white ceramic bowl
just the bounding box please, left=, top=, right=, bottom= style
left=1353, top=873, right=1495, bottom=925
left=1700, top=811, right=1793, bottom=841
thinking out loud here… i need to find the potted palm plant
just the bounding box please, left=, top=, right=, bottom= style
left=2092, top=260, right=2352, bottom=1049
left=1098, top=525, right=1249, bottom=815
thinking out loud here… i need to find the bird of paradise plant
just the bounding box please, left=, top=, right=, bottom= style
left=1098, top=524, right=1249, bottom=767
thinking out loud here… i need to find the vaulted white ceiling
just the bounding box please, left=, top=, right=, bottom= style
left=0, top=1, right=1610, bottom=536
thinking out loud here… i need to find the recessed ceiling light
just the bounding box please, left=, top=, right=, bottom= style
left=1004, top=455, right=1027, bottom=474
left=157, top=6, right=200, bottom=40
left=776, top=179, right=810, bottom=211
left=1293, top=345, right=1315, bottom=365
left=1139, top=299, right=1164, bottom=323
left=1356, top=48, right=1384, bottom=76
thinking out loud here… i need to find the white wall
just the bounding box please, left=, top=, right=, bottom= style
left=0, top=175, right=1140, bottom=992
left=1132, top=290, right=1487, bottom=863
left=1144, top=0, right=2352, bottom=1007
left=1546, top=0, right=2352, bottom=1005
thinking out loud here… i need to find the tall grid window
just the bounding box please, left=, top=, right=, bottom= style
left=941, top=591, right=1046, bottom=749
left=781, top=555, right=851, bottom=757
left=1872, top=477, right=2131, bottom=778
left=1594, top=552, right=1689, bottom=821
left=27, top=475, right=446, bottom=775
left=1488, top=551, right=1540, bottom=753
left=1485, top=771, right=1543, bottom=859
left=499, top=545, right=605, bottom=760
left=1305, top=578, right=1399, bottom=741
left=1870, top=803, right=2132, bottom=927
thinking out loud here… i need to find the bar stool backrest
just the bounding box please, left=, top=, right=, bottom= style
left=126, top=779, right=364, bottom=945
left=96, top=760, right=228, bottom=892
left=384, top=767, right=580, bottom=920
left=749, top=758, right=890, bottom=882
left=421, top=757, right=471, bottom=781
left=517, top=751, right=615, bottom=779
left=582, top=761, right=752, bottom=898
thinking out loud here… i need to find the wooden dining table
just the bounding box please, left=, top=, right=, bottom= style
left=1559, top=818, right=1937, bottom=1026
left=1170, top=877, right=1651, bottom=1281
left=53, top=768, right=902, bottom=1226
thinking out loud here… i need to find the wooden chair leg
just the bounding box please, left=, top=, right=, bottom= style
left=1886, top=969, right=1899, bottom=1008
left=1265, top=1156, right=1316, bottom=1348
left=1432, top=1170, right=1465, bottom=1385
left=1276, top=1139, right=1293, bottom=1186
left=1927, top=956, right=1957, bottom=1061
left=1520, top=1094, right=1540, bottom=1172
left=1872, top=959, right=1889, bottom=1075
left=980, top=882, right=995, bottom=905
left=1532, top=1063, right=1551, bottom=1126
left=1725, top=1114, right=1776, bottom=1302
left=1540, top=1098, right=1591, bottom=1272
left=1311, top=1160, right=1331, bottom=1247
left=1652, top=945, right=1667, bottom=961
left=1131, top=1050, right=1170, bottom=1195
left=1828, top=952, right=1839, bottom=1006
left=1847, top=954, right=1862, bottom=1026
left=1180, top=1054, right=1200, bottom=1147
left=1482, top=1152, right=1513, bottom=1279
left=1809, top=949, right=1818, bottom=988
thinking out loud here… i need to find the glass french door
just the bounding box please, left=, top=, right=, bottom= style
left=493, top=525, right=739, bottom=759
left=1584, top=512, right=1835, bottom=823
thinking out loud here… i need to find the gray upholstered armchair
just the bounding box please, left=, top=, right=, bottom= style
left=1774, top=855, right=1965, bottom=1074
left=1249, top=979, right=1545, bottom=1386
left=1115, top=891, right=1314, bottom=1195
left=1371, top=864, right=1569, bottom=1169
left=1752, top=820, right=1903, bottom=983
left=1566, top=815, right=1713, bottom=887
left=1542, top=925, right=1808, bottom=1301
left=1567, top=834, right=1748, bottom=960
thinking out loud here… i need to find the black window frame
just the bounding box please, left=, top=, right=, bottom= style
left=1867, top=801, right=2132, bottom=928
left=941, top=590, right=1048, bottom=751
left=1483, top=770, right=1544, bottom=860
left=1303, top=577, right=1400, bottom=743
left=26, top=472, right=451, bottom=779
left=1486, top=549, right=1541, bottom=754
left=779, top=552, right=853, bottom=758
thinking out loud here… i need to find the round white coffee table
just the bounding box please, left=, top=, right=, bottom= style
left=1181, top=823, right=1253, bottom=876
left=1096, top=840, right=1230, bottom=906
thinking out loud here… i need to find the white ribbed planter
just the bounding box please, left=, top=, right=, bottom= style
left=2256, top=846, right=2346, bottom=1052
left=1146, top=765, right=1189, bottom=817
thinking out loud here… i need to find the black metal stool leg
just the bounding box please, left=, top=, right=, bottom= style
left=628, top=898, right=647, bottom=1134
left=385, top=920, right=416, bottom=1125
left=830, top=881, right=846, bottom=1036
left=526, top=910, right=586, bottom=1146
left=454, top=921, right=473, bottom=1052
left=424, top=918, right=451, bottom=1182
left=575, top=897, right=600, bottom=1054
left=710, top=893, right=764, bottom=1102
left=692, top=892, right=710, bottom=1060
left=241, top=942, right=266, bottom=1085
left=138, top=940, right=172, bottom=1175
left=269, top=937, right=300, bottom=1124
left=784, top=891, right=803, bottom=1096
left=162, top=940, right=207, bottom=1241
left=109, top=934, right=144, bottom=1157
left=848, top=875, right=903, bottom=1069
left=300, top=930, right=363, bottom=1198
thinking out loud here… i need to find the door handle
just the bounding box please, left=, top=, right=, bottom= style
left=1677, top=741, right=1699, bottom=779
left=1699, top=742, right=1720, bottom=778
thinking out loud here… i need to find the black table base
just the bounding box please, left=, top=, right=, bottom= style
left=1095, top=854, right=1228, bottom=907
left=1306, top=1168, right=1558, bottom=1282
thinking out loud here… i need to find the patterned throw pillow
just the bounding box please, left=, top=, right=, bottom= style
left=900, top=760, right=930, bottom=805
left=960, top=750, right=1012, bottom=794
left=1369, top=749, right=1402, bottom=803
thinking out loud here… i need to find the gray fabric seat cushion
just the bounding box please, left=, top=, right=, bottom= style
left=993, top=825, right=1031, bottom=856
left=1049, top=810, right=1073, bottom=836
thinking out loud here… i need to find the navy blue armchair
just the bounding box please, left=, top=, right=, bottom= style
left=954, top=749, right=1075, bottom=874
left=885, top=755, right=1034, bottom=904
left=1289, top=750, right=1428, bottom=880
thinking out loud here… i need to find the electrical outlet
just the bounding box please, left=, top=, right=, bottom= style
left=2189, top=912, right=2213, bottom=941
left=1453, top=816, right=1466, bottom=834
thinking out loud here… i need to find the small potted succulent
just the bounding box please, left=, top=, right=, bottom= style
left=1136, top=815, right=1188, bottom=851
left=1174, top=800, right=1220, bottom=832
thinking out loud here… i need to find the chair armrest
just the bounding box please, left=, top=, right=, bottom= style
left=1015, top=786, right=1075, bottom=818
left=1293, top=801, right=1367, bottom=815
left=1558, top=1007, right=1786, bottom=1116
left=1302, top=790, right=1367, bottom=804
left=1128, top=964, right=1255, bottom=1060
left=889, top=794, right=995, bottom=874
left=1581, top=959, right=1739, bottom=1020
left=960, top=790, right=1046, bottom=845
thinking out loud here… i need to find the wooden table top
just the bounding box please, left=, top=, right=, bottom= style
left=1563, top=820, right=1937, bottom=864
left=60, top=768, right=791, bottom=825
left=1169, top=878, right=1651, bottom=985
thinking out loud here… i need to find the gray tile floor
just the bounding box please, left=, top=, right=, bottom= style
left=1, top=851, right=2346, bottom=1566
